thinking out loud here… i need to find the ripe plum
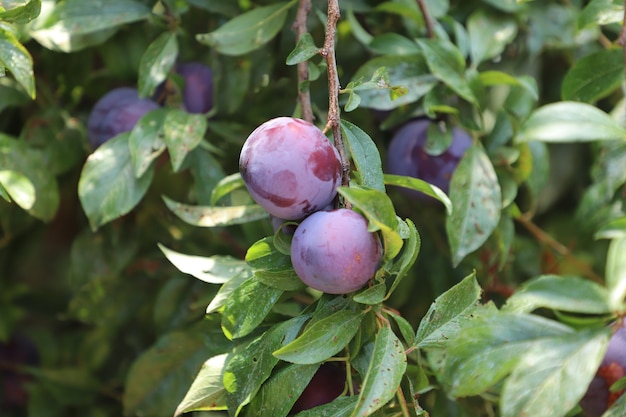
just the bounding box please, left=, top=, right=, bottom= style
left=87, top=87, right=159, bottom=148
left=290, top=209, right=382, bottom=294
left=239, top=117, right=341, bottom=220
left=290, top=363, right=346, bottom=414
left=177, top=62, right=213, bottom=114
left=386, top=118, right=472, bottom=197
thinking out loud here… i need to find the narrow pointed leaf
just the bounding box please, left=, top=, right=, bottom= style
left=163, top=196, right=268, bottom=227
left=446, top=143, right=501, bottom=266
left=174, top=353, right=229, bottom=416
left=350, top=326, right=407, bottom=417
left=159, top=244, right=247, bottom=284
left=273, top=309, right=365, bottom=364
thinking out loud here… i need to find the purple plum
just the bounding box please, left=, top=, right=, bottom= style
left=87, top=87, right=159, bottom=148
left=290, top=209, right=382, bottom=294
left=290, top=363, right=346, bottom=414
left=386, top=118, right=472, bottom=198
left=239, top=117, right=341, bottom=220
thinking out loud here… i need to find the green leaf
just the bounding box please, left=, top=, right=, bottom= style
left=416, top=38, right=476, bottom=105
left=368, top=33, right=420, bottom=56
left=128, top=108, right=168, bottom=178
left=578, top=0, right=623, bottom=29
left=293, top=396, right=358, bottom=417
left=384, top=174, right=452, bottom=214
left=221, top=277, right=283, bottom=339
left=223, top=315, right=310, bottom=415
left=595, top=216, right=626, bottom=239
left=273, top=309, right=365, bottom=364
left=40, top=0, right=150, bottom=35
left=500, top=328, right=611, bottom=417
left=196, top=1, right=295, bottom=56
left=561, top=48, right=623, bottom=103
left=162, top=196, right=269, bottom=227
left=344, top=91, right=361, bottom=112
left=210, top=172, right=246, bottom=205
left=446, top=143, right=501, bottom=266
left=350, top=326, right=407, bottom=417
left=286, top=32, right=320, bottom=65
left=338, top=186, right=403, bottom=260
left=415, top=272, right=481, bottom=349
left=245, top=237, right=303, bottom=291
left=442, top=312, right=573, bottom=396
left=0, top=170, right=34, bottom=209
left=353, top=283, right=386, bottom=305
left=467, top=9, right=517, bottom=67
left=245, top=363, right=320, bottom=417
left=123, top=319, right=232, bottom=417
left=350, top=54, right=436, bottom=110
left=481, top=0, right=524, bottom=12
left=341, top=119, right=385, bottom=192
left=206, top=270, right=251, bottom=314
left=78, top=133, right=154, bottom=230
left=606, top=237, right=626, bottom=311
left=159, top=244, right=247, bottom=284
left=0, top=134, right=59, bottom=221
left=138, top=31, right=178, bottom=98
left=163, top=109, right=207, bottom=172
left=502, top=275, right=611, bottom=315
left=0, top=0, right=41, bottom=23
left=516, top=102, right=626, bottom=143
left=174, top=353, right=229, bottom=415
left=386, top=218, right=421, bottom=300
left=0, top=26, right=35, bottom=98
left=604, top=390, right=626, bottom=417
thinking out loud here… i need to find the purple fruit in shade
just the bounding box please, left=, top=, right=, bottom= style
left=176, top=62, right=214, bottom=114
left=290, top=209, right=382, bottom=294
left=239, top=117, right=341, bottom=221
left=0, top=335, right=39, bottom=408
left=87, top=87, right=159, bottom=148
left=386, top=118, right=472, bottom=197
left=290, top=363, right=346, bottom=414
left=580, top=318, right=626, bottom=417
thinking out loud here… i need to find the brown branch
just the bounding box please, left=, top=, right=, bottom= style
left=292, top=0, right=314, bottom=123
left=515, top=215, right=604, bottom=284
left=416, top=0, right=435, bottom=39
left=321, top=0, right=350, bottom=190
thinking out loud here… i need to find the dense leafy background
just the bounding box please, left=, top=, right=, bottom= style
left=2, top=0, right=626, bottom=416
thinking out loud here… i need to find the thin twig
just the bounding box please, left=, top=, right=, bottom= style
left=321, top=0, right=350, bottom=189
left=416, top=0, right=435, bottom=39
left=516, top=215, right=604, bottom=284
left=292, top=0, right=314, bottom=123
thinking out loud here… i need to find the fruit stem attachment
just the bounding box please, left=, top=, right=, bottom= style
left=322, top=0, right=351, bottom=189
left=416, top=0, right=436, bottom=39
left=292, top=0, right=314, bottom=123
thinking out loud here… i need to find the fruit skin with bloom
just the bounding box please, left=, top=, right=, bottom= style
left=386, top=118, right=472, bottom=198
left=176, top=62, right=214, bottom=114
left=239, top=117, right=341, bottom=220
left=87, top=87, right=159, bottom=149
left=289, top=363, right=346, bottom=414
left=290, top=209, right=382, bottom=294
left=580, top=318, right=626, bottom=417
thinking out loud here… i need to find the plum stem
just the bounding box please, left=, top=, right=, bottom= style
left=416, top=0, right=436, bottom=39
left=322, top=0, right=351, bottom=190
left=292, top=0, right=314, bottom=123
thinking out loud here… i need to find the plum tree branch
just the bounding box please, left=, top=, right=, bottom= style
left=416, top=0, right=435, bottom=39
left=292, top=0, right=314, bottom=123
left=322, top=0, right=350, bottom=189
left=516, top=215, right=604, bottom=284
